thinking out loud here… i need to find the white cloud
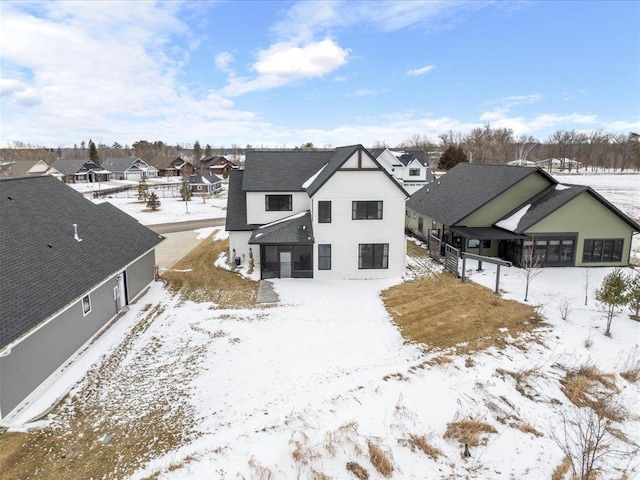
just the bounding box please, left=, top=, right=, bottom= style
left=214, top=52, right=234, bottom=73
left=479, top=108, right=598, bottom=135
left=346, top=88, right=389, bottom=97
left=489, top=93, right=544, bottom=107
left=406, top=65, right=435, bottom=77
left=221, top=39, right=350, bottom=97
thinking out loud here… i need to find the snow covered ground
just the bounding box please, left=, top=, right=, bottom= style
left=91, top=184, right=228, bottom=225
left=9, top=174, right=637, bottom=479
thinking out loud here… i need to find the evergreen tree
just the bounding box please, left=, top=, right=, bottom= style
left=137, top=178, right=149, bottom=201
left=146, top=192, right=160, bottom=211
left=181, top=177, right=192, bottom=201
left=193, top=140, right=203, bottom=163
left=626, top=272, right=640, bottom=318
left=204, top=143, right=213, bottom=158
left=595, top=268, right=628, bottom=335
left=437, top=144, right=468, bottom=170
left=88, top=139, right=100, bottom=164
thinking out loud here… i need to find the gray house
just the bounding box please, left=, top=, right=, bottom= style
left=188, top=173, right=223, bottom=194
left=0, top=176, right=164, bottom=422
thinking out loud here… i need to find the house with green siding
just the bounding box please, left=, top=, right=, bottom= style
left=406, top=163, right=639, bottom=267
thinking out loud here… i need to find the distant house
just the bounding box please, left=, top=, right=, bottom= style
left=507, top=159, right=537, bottom=167
left=371, top=148, right=434, bottom=195
left=50, top=159, right=111, bottom=183
left=153, top=157, right=196, bottom=177
left=226, top=145, right=408, bottom=279
left=537, top=158, right=582, bottom=171
left=406, top=163, right=639, bottom=267
left=199, top=156, right=237, bottom=176
left=103, top=157, right=159, bottom=181
left=0, top=176, right=164, bottom=422
left=188, top=173, right=222, bottom=194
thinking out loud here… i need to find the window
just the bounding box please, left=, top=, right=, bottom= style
left=82, top=294, right=91, bottom=315
left=359, top=243, right=389, bottom=269
left=318, top=244, right=331, bottom=270
left=467, top=239, right=492, bottom=249
left=418, top=216, right=424, bottom=233
left=318, top=201, right=331, bottom=223
left=352, top=201, right=383, bottom=220
left=409, top=168, right=420, bottom=176
left=582, top=239, right=624, bottom=263
left=265, top=194, right=292, bottom=211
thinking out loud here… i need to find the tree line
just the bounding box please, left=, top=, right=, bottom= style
left=2, top=126, right=639, bottom=171
left=395, top=126, right=640, bottom=171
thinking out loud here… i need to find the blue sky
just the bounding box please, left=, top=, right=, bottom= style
left=1, top=1, right=638, bottom=148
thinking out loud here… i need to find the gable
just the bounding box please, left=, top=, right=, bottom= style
left=407, top=164, right=555, bottom=226
left=340, top=149, right=378, bottom=169
left=460, top=172, right=552, bottom=227
left=523, top=189, right=640, bottom=235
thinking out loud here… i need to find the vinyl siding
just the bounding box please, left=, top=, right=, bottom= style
left=313, top=170, right=406, bottom=279
left=525, top=191, right=635, bottom=266
left=228, top=231, right=258, bottom=269
left=0, top=253, right=156, bottom=420
left=125, top=250, right=156, bottom=300
left=245, top=192, right=310, bottom=225
left=459, top=173, right=551, bottom=227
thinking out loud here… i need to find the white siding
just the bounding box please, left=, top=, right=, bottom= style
left=228, top=231, right=259, bottom=271
left=245, top=191, right=310, bottom=225
left=312, top=170, right=407, bottom=279
left=342, top=151, right=378, bottom=169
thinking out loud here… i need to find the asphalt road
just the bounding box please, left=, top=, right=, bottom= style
left=148, top=217, right=226, bottom=234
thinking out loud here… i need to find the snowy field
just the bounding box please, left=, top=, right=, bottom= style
left=90, top=184, right=228, bottom=225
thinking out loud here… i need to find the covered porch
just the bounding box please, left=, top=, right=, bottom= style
left=249, top=211, right=314, bottom=279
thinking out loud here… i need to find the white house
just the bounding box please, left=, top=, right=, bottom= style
left=226, top=145, right=408, bottom=279
left=371, top=148, right=434, bottom=195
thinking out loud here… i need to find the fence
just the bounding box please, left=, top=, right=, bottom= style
left=92, top=185, right=135, bottom=199
left=444, top=244, right=460, bottom=277
left=428, top=233, right=442, bottom=262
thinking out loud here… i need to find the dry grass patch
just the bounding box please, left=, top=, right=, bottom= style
left=346, top=461, right=369, bottom=480
left=618, top=346, right=640, bottom=383
left=444, top=418, right=498, bottom=447
left=383, top=243, right=542, bottom=351
left=560, top=364, right=619, bottom=411
left=496, top=367, right=543, bottom=401
left=551, top=455, right=572, bottom=480
left=162, top=237, right=258, bottom=308
left=367, top=440, right=394, bottom=477
left=400, top=434, right=442, bottom=460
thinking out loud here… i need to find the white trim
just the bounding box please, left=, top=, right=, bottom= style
left=0, top=246, right=159, bottom=356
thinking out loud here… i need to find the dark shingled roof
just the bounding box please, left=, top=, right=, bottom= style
left=242, top=150, right=333, bottom=191
left=188, top=173, right=222, bottom=184
left=50, top=158, right=91, bottom=175
left=406, top=163, right=556, bottom=225
left=496, top=184, right=640, bottom=234
left=0, top=176, right=164, bottom=350
left=225, top=169, right=259, bottom=231
left=249, top=211, right=314, bottom=245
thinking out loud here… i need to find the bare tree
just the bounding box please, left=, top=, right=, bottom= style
left=551, top=401, right=634, bottom=480
left=514, top=134, right=538, bottom=162
left=521, top=239, right=542, bottom=302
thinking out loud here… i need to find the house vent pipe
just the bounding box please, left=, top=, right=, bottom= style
left=73, top=224, right=83, bottom=242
